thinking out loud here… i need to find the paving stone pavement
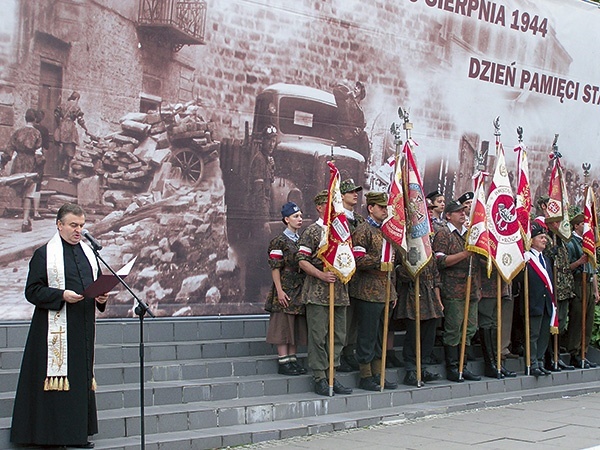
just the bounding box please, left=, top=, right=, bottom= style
left=240, top=391, right=600, bottom=449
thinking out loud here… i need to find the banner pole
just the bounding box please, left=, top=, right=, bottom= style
left=380, top=272, right=391, bottom=391
left=328, top=281, right=335, bottom=396
left=458, top=256, right=472, bottom=381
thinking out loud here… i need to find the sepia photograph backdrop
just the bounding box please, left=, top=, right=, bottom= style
left=0, top=0, right=598, bottom=319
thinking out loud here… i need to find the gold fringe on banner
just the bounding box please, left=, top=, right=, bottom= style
left=380, top=262, right=394, bottom=272
left=91, top=377, right=97, bottom=391
left=550, top=326, right=559, bottom=335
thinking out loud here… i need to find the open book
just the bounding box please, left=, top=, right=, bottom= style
left=82, top=257, right=137, bottom=298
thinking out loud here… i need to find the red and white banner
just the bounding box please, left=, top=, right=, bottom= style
left=514, top=142, right=532, bottom=250
left=582, top=185, right=599, bottom=268
left=546, top=156, right=572, bottom=242
left=466, top=170, right=491, bottom=276
left=381, top=148, right=407, bottom=256
left=486, top=140, right=524, bottom=282
left=318, top=161, right=356, bottom=283
left=401, top=140, right=432, bottom=278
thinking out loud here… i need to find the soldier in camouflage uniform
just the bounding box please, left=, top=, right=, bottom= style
left=338, top=179, right=364, bottom=372
left=297, top=190, right=353, bottom=396
left=350, top=191, right=398, bottom=391
left=565, top=206, right=599, bottom=369
left=265, top=202, right=307, bottom=376
left=432, top=200, right=481, bottom=382
left=395, top=254, right=444, bottom=386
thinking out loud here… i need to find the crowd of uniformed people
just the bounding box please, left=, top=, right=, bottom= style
left=264, top=181, right=598, bottom=396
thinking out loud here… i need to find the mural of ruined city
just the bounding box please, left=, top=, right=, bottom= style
left=0, top=0, right=599, bottom=319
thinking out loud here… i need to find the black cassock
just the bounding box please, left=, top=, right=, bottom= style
left=11, top=239, right=104, bottom=446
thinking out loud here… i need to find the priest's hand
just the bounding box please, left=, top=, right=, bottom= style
left=95, top=294, right=109, bottom=304
left=63, top=290, right=84, bottom=303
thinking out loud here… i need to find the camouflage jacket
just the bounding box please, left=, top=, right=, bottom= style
left=546, top=237, right=575, bottom=302
left=345, top=210, right=365, bottom=233
left=395, top=256, right=444, bottom=321
left=432, top=224, right=481, bottom=302
left=296, top=222, right=349, bottom=306
left=348, top=220, right=396, bottom=303
left=479, top=264, right=509, bottom=299
left=265, top=232, right=306, bottom=314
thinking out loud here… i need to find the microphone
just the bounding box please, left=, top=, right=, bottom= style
left=82, top=229, right=103, bottom=251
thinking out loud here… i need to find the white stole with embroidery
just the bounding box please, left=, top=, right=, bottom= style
left=45, top=231, right=98, bottom=391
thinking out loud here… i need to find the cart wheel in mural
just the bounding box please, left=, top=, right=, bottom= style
left=171, top=147, right=204, bottom=186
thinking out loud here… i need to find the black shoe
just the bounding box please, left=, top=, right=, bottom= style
left=585, top=358, right=597, bottom=368
left=484, top=365, right=501, bottom=378
left=462, top=368, right=481, bottom=381
left=403, top=371, right=419, bottom=386
left=373, top=375, right=397, bottom=390
left=530, top=367, right=545, bottom=377
left=558, top=359, right=575, bottom=371
left=333, top=378, right=352, bottom=394
left=571, top=357, right=591, bottom=369
left=421, top=369, right=441, bottom=382
left=446, top=367, right=463, bottom=383
left=337, top=356, right=354, bottom=372
left=358, top=376, right=380, bottom=391
left=71, top=443, right=95, bottom=449
left=501, top=366, right=517, bottom=378
left=314, top=378, right=330, bottom=396
left=539, top=367, right=552, bottom=376
left=291, top=360, right=307, bottom=374
left=21, top=221, right=32, bottom=233
left=278, top=361, right=300, bottom=376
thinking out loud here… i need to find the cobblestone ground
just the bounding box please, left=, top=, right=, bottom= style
left=1, top=258, right=34, bottom=321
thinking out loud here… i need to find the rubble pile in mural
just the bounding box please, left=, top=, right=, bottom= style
left=68, top=102, right=214, bottom=188
left=65, top=102, right=244, bottom=317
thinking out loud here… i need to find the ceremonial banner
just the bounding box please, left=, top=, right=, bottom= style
left=514, top=142, right=532, bottom=250
left=401, top=140, right=432, bottom=278
left=317, top=161, right=356, bottom=283
left=466, top=171, right=491, bottom=275
left=486, top=141, right=524, bottom=282
left=546, top=156, right=572, bottom=241
left=582, top=185, right=599, bottom=268
left=381, top=149, right=407, bottom=256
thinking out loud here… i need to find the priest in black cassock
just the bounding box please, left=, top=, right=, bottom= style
left=10, top=203, right=108, bottom=449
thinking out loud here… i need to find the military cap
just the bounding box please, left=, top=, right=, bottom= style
left=365, top=191, right=388, bottom=207
left=314, top=190, right=329, bottom=205
left=444, top=200, right=467, bottom=215
left=531, top=220, right=548, bottom=238
left=281, top=201, right=300, bottom=218
left=426, top=190, right=444, bottom=200
left=340, top=179, right=363, bottom=194
left=457, top=191, right=474, bottom=204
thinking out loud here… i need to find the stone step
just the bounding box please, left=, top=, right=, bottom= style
left=0, top=317, right=272, bottom=349
left=1, top=370, right=599, bottom=450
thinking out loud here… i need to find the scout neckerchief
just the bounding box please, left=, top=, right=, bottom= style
left=45, top=231, right=98, bottom=391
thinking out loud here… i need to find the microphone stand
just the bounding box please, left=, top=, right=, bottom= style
left=88, top=243, right=154, bottom=450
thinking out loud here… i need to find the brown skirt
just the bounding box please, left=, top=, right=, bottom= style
left=266, top=312, right=308, bottom=346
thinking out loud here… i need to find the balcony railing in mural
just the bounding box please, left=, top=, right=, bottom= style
left=137, top=0, right=207, bottom=51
